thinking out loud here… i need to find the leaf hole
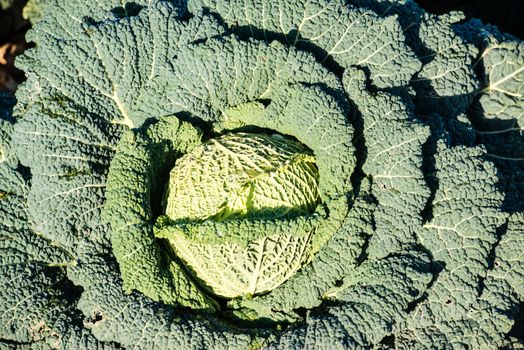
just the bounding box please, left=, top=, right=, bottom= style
left=86, top=311, right=106, bottom=326
left=111, top=3, right=144, bottom=19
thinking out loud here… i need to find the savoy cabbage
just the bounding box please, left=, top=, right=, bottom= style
left=0, top=0, right=523, bottom=349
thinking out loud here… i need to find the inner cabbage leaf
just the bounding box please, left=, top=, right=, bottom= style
left=164, top=132, right=320, bottom=222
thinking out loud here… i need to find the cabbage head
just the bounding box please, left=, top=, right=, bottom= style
left=158, top=132, right=321, bottom=298
left=1, top=0, right=523, bottom=349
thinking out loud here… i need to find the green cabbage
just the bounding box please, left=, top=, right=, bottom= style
left=1, top=0, right=523, bottom=349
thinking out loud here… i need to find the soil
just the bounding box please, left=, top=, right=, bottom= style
left=0, top=0, right=29, bottom=92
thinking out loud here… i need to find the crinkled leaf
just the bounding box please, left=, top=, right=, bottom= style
left=188, top=0, right=421, bottom=88
left=343, top=67, right=431, bottom=258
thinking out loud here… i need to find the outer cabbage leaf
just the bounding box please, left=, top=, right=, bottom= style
left=395, top=213, right=524, bottom=349
left=343, top=67, right=430, bottom=258
left=394, top=142, right=512, bottom=349
left=17, top=1, right=224, bottom=129
left=151, top=36, right=344, bottom=128
left=351, top=1, right=480, bottom=119
left=68, top=240, right=256, bottom=350
left=490, top=213, right=524, bottom=300
left=413, top=12, right=480, bottom=118
left=474, top=33, right=524, bottom=212
left=103, top=117, right=215, bottom=308
left=12, top=97, right=119, bottom=252
left=350, top=3, right=523, bottom=214
left=0, top=93, right=116, bottom=349
left=479, top=39, right=524, bottom=126
left=188, top=0, right=421, bottom=88
left=265, top=250, right=432, bottom=349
